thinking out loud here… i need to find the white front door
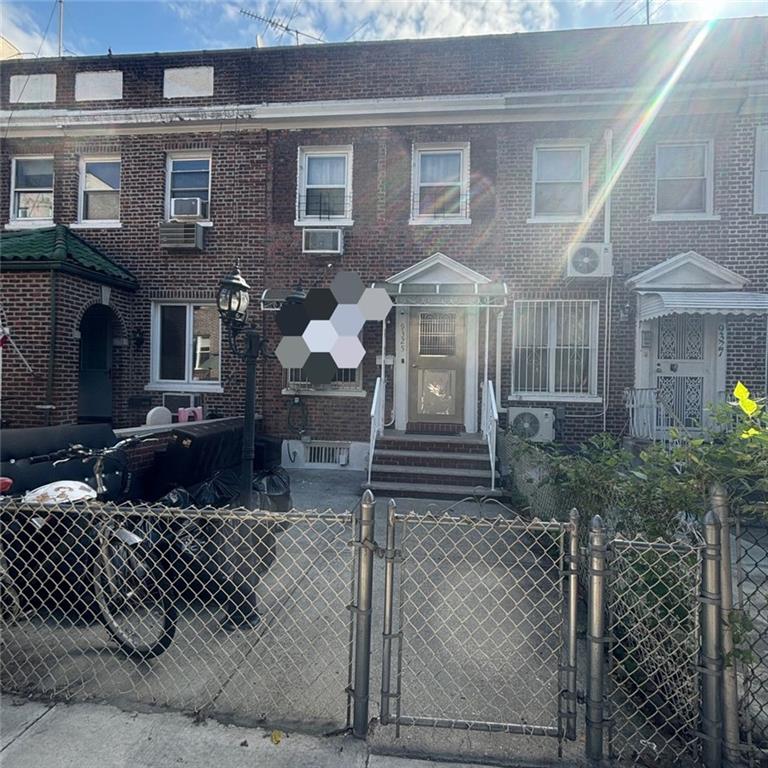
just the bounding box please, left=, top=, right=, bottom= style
left=651, top=314, right=717, bottom=434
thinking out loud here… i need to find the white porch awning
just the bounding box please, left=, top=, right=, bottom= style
left=638, top=291, right=768, bottom=321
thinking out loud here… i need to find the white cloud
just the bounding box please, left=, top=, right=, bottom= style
left=0, top=2, right=61, bottom=58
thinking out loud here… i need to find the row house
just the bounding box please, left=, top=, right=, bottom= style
left=1, top=18, right=767, bottom=497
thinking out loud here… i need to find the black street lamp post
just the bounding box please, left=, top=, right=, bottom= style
left=216, top=266, right=266, bottom=509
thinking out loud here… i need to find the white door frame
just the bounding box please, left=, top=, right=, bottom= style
left=393, top=304, right=479, bottom=433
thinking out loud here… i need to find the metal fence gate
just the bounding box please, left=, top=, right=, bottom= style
left=378, top=504, right=579, bottom=750
left=0, top=500, right=357, bottom=732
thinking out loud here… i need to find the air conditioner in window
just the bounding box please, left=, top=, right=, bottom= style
left=566, top=242, right=613, bottom=278
left=159, top=221, right=205, bottom=250
left=302, top=227, right=344, bottom=255
left=171, top=197, right=207, bottom=219
left=507, top=407, right=555, bottom=443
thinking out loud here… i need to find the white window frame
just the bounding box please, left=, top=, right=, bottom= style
left=755, top=126, right=768, bottom=215
left=147, top=301, right=222, bottom=393
left=409, top=142, right=471, bottom=225
left=653, top=139, right=718, bottom=221
left=282, top=363, right=366, bottom=397
left=528, top=142, right=589, bottom=223
left=295, top=145, right=354, bottom=227
left=7, top=155, right=54, bottom=229
left=73, top=155, right=121, bottom=229
left=509, top=299, right=601, bottom=402
left=165, top=152, right=212, bottom=223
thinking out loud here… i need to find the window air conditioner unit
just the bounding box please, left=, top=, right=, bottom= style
left=566, top=242, right=613, bottom=278
left=171, top=197, right=206, bottom=219
left=159, top=221, right=205, bottom=250
left=302, top=227, right=344, bottom=255
left=507, top=407, right=555, bottom=443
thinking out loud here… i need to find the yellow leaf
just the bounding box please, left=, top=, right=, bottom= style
left=739, top=398, right=760, bottom=416
left=270, top=730, right=283, bottom=745
left=740, top=427, right=761, bottom=439
left=734, top=381, right=751, bottom=401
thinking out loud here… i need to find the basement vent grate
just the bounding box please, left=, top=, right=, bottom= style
left=305, top=442, right=350, bottom=466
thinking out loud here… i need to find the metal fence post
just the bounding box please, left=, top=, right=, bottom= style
left=352, top=489, right=376, bottom=738
left=710, top=483, right=740, bottom=765
left=380, top=499, right=397, bottom=726
left=701, top=509, right=723, bottom=768
left=586, top=514, right=607, bottom=765
left=565, top=508, right=579, bottom=742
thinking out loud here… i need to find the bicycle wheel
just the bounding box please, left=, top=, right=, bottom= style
left=93, top=530, right=177, bottom=659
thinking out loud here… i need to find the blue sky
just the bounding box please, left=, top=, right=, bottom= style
left=2, top=0, right=766, bottom=58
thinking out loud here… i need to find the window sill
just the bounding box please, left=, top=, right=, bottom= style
left=70, top=221, right=122, bottom=230
left=5, top=220, right=54, bottom=230
left=282, top=388, right=367, bottom=398
left=408, top=217, right=472, bottom=226
left=651, top=213, right=720, bottom=222
left=164, top=220, right=213, bottom=227
left=508, top=394, right=603, bottom=404
left=526, top=216, right=585, bottom=225
left=294, top=219, right=353, bottom=228
left=145, top=383, right=223, bottom=394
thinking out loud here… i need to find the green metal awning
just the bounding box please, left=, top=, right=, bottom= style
left=0, top=225, right=138, bottom=290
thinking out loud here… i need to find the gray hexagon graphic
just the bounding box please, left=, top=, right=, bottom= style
left=330, top=303, right=365, bottom=336
left=302, top=319, right=339, bottom=353
left=359, top=287, right=393, bottom=322
left=303, top=352, right=337, bottom=386
left=304, top=288, right=337, bottom=321
left=275, top=335, right=310, bottom=369
left=330, top=335, right=365, bottom=369
left=330, top=271, right=365, bottom=304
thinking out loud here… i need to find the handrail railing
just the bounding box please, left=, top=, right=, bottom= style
left=367, top=377, right=384, bottom=486
left=481, top=380, right=499, bottom=491
left=625, top=387, right=693, bottom=448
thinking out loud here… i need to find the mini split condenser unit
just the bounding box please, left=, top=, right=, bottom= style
left=507, top=407, right=555, bottom=442
left=566, top=242, right=613, bottom=278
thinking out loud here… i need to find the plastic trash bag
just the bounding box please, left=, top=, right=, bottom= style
left=253, top=466, right=292, bottom=513
left=189, top=469, right=240, bottom=508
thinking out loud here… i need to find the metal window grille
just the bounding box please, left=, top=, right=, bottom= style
left=512, top=300, right=598, bottom=396
left=287, top=366, right=359, bottom=391
left=657, top=315, right=704, bottom=361
left=305, top=442, right=349, bottom=466
left=418, top=313, right=456, bottom=356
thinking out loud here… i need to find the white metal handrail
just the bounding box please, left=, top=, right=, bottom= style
left=367, top=377, right=384, bottom=486
left=481, top=380, right=499, bottom=491
left=625, top=387, right=693, bottom=447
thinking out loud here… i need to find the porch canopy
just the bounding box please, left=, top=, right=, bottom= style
left=638, top=291, right=768, bottom=322
left=371, top=280, right=508, bottom=306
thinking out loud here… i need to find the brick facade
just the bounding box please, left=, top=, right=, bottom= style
left=1, top=18, right=766, bottom=445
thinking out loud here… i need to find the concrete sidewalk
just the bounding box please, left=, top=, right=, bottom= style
left=2, top=695, right=561, bottom=768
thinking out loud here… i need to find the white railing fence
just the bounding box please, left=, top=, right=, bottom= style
left=625, top=387, right=693, bottom=448
left=367, top=377, right=384, bottom=486
left=481, top=380, right=499, bottom=491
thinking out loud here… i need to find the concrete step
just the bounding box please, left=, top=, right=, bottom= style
left=364, top=480, right=503, bottom=500
left=377, top=433, right=488, bottom=455
left=372, top=449, right=491, bottom=470
left=371, top=464, right=494, bottom=486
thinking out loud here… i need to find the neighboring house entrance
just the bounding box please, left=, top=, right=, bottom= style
left=408, top=309, right=466, bottom=427
left=78, top=304, right=114, bottom=423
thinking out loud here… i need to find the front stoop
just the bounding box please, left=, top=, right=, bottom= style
left=364, top=431, right=502, bottom=500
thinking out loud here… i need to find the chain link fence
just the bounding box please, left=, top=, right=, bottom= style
left=0, top=500, right=356, bottom=732
left=735, top=512, right=768, bottom=760
left=604, top=536, right=703, bottom=766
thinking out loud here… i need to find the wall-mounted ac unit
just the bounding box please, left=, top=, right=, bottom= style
left=171, top=197, right=206, bottom=219
left=162, top=393, right=202, bottom=412
left=507, top=407, right=555, bottom=443
left=302, top=227, right=344, bottom=255
left=159, top=221, right=205, bottom=250
left=566, top=242, right=613, bottom=278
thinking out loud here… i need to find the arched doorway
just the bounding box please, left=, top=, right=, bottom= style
left=78, top=304, right=115, bottom=424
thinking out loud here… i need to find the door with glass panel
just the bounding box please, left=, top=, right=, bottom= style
left=652, top=314, right=715, bottom=437
left=408, top=310, right=465, bottom=424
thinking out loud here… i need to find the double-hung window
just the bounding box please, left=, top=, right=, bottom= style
left=11, top=157, right=54, bottom=222
left=79, top=157, right=120, bottom=224
left=296, top=146, right=353, bottom=224
left=754, top=127, right=768, bottom=214
left=151, top=303, right=221, bottom=389
left=410, top=143, right=470, bottom=223
left=531, top=144, right=588, bottom=221
left=166, top=154, right=211, bottom=220
left=511, top=300, right=599, bottom=399
left=655, top=141, right=714, bottom=218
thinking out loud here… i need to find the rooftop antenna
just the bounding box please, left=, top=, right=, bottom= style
left=58, top=0, right=64, bottom=57
left=239, top=7, right=325, bottom=45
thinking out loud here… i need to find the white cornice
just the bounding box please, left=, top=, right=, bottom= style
left=2, top=80, right=766, bottom=138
